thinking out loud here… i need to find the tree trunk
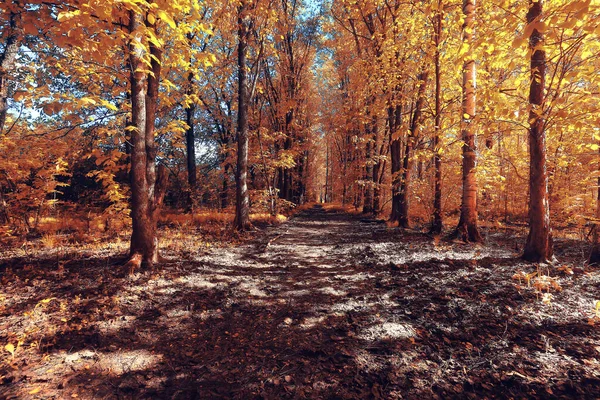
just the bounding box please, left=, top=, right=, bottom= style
left=390, top=104, right=403, bottom=222
left=372, top=116, right=382, bottom=213
left=0, top=10, right=20, bottom=135
left=127, top=11, right=167, bottom=270
left=185, top=73, right=197, bottom=210
left=431, top=2, right=443, bottom=234
left=454, top=0, right=482, bottom=242
left=523, top=0, right=553, bottom=261
left=234, top=3, right=251, bottom=231
left=589, top=147, right=600, bottom=264
left=398, top=72, right=428, bottom=228
left=363, top=139, right=374, bottom=214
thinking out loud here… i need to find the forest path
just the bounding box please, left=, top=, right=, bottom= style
left=2, top=206, right=600, bottom=399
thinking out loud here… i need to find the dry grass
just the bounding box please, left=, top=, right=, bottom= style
left=250, top=213, right=288, bottom=224
left=160, top=210, right=288, bottom=229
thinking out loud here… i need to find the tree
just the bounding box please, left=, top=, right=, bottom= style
left=126, top=9, right=168, bottom=268
left=234, top=0, right=252, bottom=231
left=430, top=0, right=443, bottom=234
left=397, top=71, right=428, bottom=228
left=522, top=0, right=553, bottom=262
left=453, top=0, right=482, bottom=242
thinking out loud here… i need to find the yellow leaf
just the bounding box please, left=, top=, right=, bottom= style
left=29, top=388, right=41, bottom=395
left=147, top=13, right=156, bottom=25
left=157, top=10, right=176, bottom=29
left=5, top=343, right=15, bottom=356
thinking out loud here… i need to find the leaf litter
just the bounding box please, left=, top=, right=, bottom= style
left=0, top=205, right=599, bottom=398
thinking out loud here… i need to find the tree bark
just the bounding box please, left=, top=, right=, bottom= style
left=127, top=10, right=167, bottom=270
left=398, top=72, right=428, bottom=228
left=363, top=139, right=374, bottom=214
left=453, top=0, right=482, bottom=242
left=431, top=2, right=443, bottom=234
left=390, top=103, right=403, bottom=223
left=234, top=2, right=252, bottom=231
left=0, top=9, right=20, bottom=135
left=523, top=0, right=553, bottom=262
left=589, top=146, right=600, bottom=264
left=185, top=72, right=197, bottom=210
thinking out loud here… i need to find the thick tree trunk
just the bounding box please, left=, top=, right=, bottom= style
left=523, top=0, right=553, bottom=262
left=0, top=10, right=20, bottom=135
left=431, top=3, right=443, bottom=234
left=234, top=3, right=251, bottom=231
left=398, top=72, right=428, bottom=228
left=454, top=0, right=482, bottom=242
left=127, top=11, right=167, bottom=270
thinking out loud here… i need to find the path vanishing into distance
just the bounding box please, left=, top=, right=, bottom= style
left=1, top=206, right=600, bottom=399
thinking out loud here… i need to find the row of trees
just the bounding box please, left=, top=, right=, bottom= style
left=320, top=0, right=600, bottom=262
left=1, top=0, right=599, bottom=267
left=0, top=0, right=322, bottom=268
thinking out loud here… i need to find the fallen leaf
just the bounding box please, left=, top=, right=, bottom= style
left=5, top=343, right=15, bottom=356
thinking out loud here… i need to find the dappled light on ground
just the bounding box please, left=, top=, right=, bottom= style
left=1, top=206, right=600, bottom=398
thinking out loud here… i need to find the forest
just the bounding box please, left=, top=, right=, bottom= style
left=1, top=0, right=600, bottom=398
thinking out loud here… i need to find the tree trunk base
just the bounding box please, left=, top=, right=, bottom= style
left=125, top=246, right=161, bottom=275
left=398, top=216, right=410, bottom=229
left=589, top=245, right=600, bottom=265
left=429, top=220, right=443, bottom=235
left=125, top=253, right=143, bottom=275
left=450, top=223, right=482, bottom=243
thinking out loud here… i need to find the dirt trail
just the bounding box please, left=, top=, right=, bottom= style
left=1, top=205, right=600, bottom=399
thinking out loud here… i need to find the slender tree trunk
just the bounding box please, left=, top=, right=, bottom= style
left=234, top=3, right=251, bottom=231
left=523, top=0, right=553, bottom=261
left=127, top=11, right=167, bottom=270
left=325, top=142, right=330, bottom=203
left=390, top=104, right=403, bottom=222
left=0, top=10, right=20, bottom=135
left=431, top=2, right=443, bottom=234
left=372, top=116, right=381, bottom=213
left=398, top=72, right=428, bottom=228
left=363, top=139, right=374, bottom=214
left=454, top=0, right=482, bottom=242
left=185, top=73, right=197, bottom=210
left=589, top=146, right=600, bottom=264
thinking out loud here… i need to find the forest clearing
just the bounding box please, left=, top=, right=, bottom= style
left=2, top=0, right=600, bottom=398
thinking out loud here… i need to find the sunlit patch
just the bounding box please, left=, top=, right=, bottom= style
left=318, top=286, right=347, bottom=296
left=299, top=315, right=328, bottom=329
left=359, top=322, right=416, bottom=341
left=96, top=315, right=137, bottom=335
left=59, top=349, right=162, bottom=376
left=157, top=309, right=192, bottom=325
left=238, top=281, right=269, bottom=297
left=96, top=350, right=162, bottom=375
left=330, top=299, right=376, bottom=313
left=178, top=274, right=218, bottom=289
left=333, top=272, right=376, bottom=282
left=285, top=289, right=312, bottom=297
left=354, top=349, right=384, bottom=372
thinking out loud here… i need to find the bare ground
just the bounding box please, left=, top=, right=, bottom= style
left=1, top=205, right=600, bottom=399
